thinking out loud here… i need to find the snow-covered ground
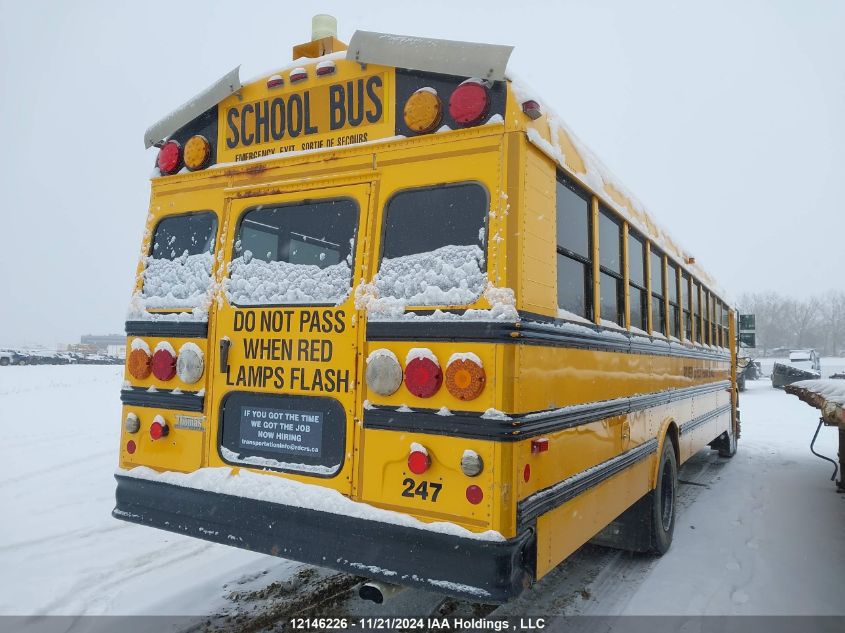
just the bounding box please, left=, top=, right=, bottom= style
left=0, top=364, right=843, bottom=620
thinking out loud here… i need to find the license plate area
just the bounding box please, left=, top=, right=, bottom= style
left=219, top=391, right=346, bottom=477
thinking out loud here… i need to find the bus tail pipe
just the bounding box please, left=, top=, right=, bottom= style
left=358, top=580, right=406, bottom=604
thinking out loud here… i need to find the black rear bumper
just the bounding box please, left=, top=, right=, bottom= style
left=113, top=475, right=534, bottom=603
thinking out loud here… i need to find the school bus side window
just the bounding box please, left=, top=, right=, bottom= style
left=598, top=207, right=623, bottom=326
left=376, top=183, right=488, bottom=306
left=556, top=174, right=593, bottom=320
left=693, top=281, right=701, bottom=343
left=628, top=232, right=647, bottom=331
left=682, top=272, right=692, bottom=341
left=228, top=199, right=358, bottom=306
left=142, top=211, right=217, bottom=309
left=650, top=247, right=665, bottom=334
left=667, top=261, right=680, bottom=338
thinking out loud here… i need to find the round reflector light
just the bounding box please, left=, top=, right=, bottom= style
left=460, top=449, right=484, bottom=477
left=157, top=140, right=182, bottom=175
left=445, top=355, right=486, bottom=401
left=124, top=412, right=140, bottom=434
left=126, top=440, right=137, bottom=454
left=403, top=88, right=442, bottom=134
left=448, top=80, right=490, bottom=126
left=466, top=485, right=484, bottom=505
left=127, top=347, right=151, bottom=380
left=365, top=349, right=403, bottom=396
left=408, top=449, right=431, bottom=475
left=183, top=135, right=211, bottom=171
left=176, top=342, right=204, bottom=384
left=150, top=415, right=169, bottom=440
left=151, top=345, right=176, bottom=381
left=404, top=356, right=442, bottom=398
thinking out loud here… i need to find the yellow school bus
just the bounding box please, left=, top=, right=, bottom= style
left=113, top=18, right=739, bottom=602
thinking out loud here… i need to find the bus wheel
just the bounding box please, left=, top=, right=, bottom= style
left=650, top=439, right=678, bottom=555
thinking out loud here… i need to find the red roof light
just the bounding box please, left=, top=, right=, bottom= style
left=449, top=80, right=490, bottom=126
left=157, top=140, right=182, bottom=175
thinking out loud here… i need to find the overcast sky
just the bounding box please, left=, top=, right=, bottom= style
left=1, top=0, right=842, bottom=347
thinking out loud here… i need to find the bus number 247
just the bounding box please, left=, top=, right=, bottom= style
left=401, top=478, right=442, bottom=502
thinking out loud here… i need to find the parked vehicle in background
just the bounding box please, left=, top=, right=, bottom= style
left=772, top=349, right=821, bottom=388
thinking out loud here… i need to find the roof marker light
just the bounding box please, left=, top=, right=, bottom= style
left=267, top=74, right=284, bottom=88
left=290, top=67, right=308, bottom=83
left=522, top=100, right=542, bottom=120
left=316, top=60, right=336, bottom=76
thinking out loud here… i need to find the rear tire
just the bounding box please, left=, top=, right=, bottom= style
left=650, top=439, right=678, bottom=555
left=0, top=357, right=9, bottom=367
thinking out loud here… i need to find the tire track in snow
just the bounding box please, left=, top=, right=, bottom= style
left=0, top=449, right=113, bottom=488
left=33, top=540, right=215, bottom=616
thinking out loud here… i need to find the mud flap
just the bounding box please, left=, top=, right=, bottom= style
left=588, top=492, right=652, bottom=553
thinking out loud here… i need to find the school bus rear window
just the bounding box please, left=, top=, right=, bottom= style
left=228, top=199, right=358, bottom=306
left=141, top=211, right=217, bottom=309
left=376, top=182, right=488, bottom=306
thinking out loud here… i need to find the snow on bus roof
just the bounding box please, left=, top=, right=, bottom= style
left=506, top=70, right=728, bottom=302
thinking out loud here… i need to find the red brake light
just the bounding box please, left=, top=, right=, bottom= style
left=150, top=417, right=169, bottom=440
left=151, top=347, right=176, bottom=381
left=408, top=449, right=430, bottom=475
left=157, top=140, right=182, bottom=175
left=449, top=80, right=490, bottom=126
left=404, top=357, right=442, bottom=398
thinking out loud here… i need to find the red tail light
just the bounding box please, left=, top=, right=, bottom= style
left=150, top=416, right=169, bottom=440
left=157, top=140, right=182, bottom=175
left=408, top=448, right=430, bottom=475
left=151, top=343, right=176, bottom=381
left=404, top=356, right=442, bottom=398
left=449, top=80, right=490, bottom=126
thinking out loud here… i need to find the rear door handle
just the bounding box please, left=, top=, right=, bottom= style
left=219, top=337, right=230, bottom=373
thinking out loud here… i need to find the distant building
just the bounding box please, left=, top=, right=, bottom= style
left=80, top=334, right=125, bottom=353
left=107, top=344, right=127, bottom=359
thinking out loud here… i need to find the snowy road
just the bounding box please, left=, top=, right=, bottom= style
left=1, top=364, right=843, bottom=621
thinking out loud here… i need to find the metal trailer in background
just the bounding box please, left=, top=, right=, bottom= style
left=785, top=379, right=845, bottom=493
